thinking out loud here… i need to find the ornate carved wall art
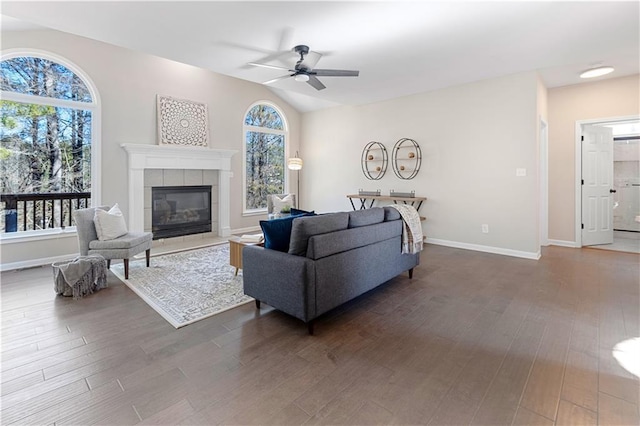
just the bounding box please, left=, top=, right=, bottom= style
left=157, top=95, right=209, bottom=147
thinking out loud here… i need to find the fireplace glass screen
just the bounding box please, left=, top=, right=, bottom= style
left=152, top=185, right=212, bottom=239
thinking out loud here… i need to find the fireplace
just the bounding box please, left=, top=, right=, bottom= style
left=121, top=144, right=236, bottom=237
left=152, top=185, right=211, bottom=239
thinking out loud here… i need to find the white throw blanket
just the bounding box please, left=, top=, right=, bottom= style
left=389, top=204, right=424, bottom=254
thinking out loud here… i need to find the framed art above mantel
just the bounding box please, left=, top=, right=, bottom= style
left=157, top=95, right=209, bottom=147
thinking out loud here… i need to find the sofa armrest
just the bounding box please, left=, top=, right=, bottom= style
left=242, top=246, right=316, bottom=322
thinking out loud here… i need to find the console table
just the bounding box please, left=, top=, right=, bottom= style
left=346, top=194, right=427, bottom=220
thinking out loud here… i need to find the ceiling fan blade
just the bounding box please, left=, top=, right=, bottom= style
left=313, top=69, right=360, bottom=77
left=263, top=75, right=293, bottom=85
left=248, top=62, right=292, bottom=71
left=306, top=75, right=326, bottom=91
left=278, top=26, right=295, bottom=52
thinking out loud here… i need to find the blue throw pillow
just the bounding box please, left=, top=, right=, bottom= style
left=260, top=213, right=309, bottom=252
left=291, top=207, right=316, bottom=216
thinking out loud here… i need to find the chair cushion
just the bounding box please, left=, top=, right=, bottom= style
left=89, top=231, right=152, bottom=250
left=94, top=203, right=128, bottom=241
left=73, top=206, right=109, bottom=256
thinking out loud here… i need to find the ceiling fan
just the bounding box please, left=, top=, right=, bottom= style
left=248, top=45, right=359, bottom=91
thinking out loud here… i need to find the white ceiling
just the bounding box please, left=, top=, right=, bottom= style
left=2, top=1, right=638, bottom=112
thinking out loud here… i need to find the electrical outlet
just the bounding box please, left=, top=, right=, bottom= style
left=481, top=224, right=489, bottom=233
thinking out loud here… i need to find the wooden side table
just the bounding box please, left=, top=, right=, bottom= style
left=229, top=237, right=263, bottom=275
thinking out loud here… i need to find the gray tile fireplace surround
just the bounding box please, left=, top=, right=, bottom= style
left=144, top=169, right=219, bottom=247
left=121, top=143, right=236, bottom=249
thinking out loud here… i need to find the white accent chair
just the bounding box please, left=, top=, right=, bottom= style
left=73, top=206, right=153, bottom=279
left=267, top=193, right=296, bottom=216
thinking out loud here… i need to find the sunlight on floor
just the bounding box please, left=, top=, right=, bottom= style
left=613, top=337, right=640, bottom=378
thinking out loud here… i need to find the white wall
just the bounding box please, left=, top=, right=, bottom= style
left=547, top=75, right=640, bottom=243
left=1, top=29, right=301, bottom=268
left=302, top=72, right=541, bottom=258
left=537, top=76, right=549, bottom=245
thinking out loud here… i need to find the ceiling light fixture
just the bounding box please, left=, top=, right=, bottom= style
left=294, top=74, right=310, bottom=82
left=580, top=66, right=614, bottom=79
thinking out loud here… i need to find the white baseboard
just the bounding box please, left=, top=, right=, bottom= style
left=548, top=239, right=579, bottom=248
left=1, top=253, right=78, bottom=272
left=230, top=225, right=262, bottom=235
left=0, top=231, right=553, bottom=270
left=426, top=238, right=541, bottom=260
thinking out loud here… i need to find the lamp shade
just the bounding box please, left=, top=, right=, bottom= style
left=288, top=157, right=303, bottom=170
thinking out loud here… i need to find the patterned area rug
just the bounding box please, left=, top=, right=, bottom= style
left=111, top=243, right=252, bottom=328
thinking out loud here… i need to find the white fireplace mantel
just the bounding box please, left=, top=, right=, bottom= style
left=121, top=143, right=237, bottom=237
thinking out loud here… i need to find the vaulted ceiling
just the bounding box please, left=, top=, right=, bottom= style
left=2, top=1, right=638, bottom=112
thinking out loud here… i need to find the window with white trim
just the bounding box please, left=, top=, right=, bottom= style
left=243, top=102, right=288, bottom=213
left=0, top=52, right=99, bottom=234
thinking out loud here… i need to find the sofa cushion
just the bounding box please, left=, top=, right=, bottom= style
left=384, top=206, right=401, bottom=221
left=348, top=208, right=384, bottom=228
left=307, top=220, right=402, bottom=260
left=260, top=215, right=296, bottom=252
left=288, top=212, right=349, bottom=256
left=260, top=212, right=312, bottom=252
left=291, top=207, right=315, bottom=216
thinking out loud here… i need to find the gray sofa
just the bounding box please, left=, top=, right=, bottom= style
left=243, top=206, right=420, bottom=334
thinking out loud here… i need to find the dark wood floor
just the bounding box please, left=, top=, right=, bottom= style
left=1, top=244, right=638, bottom=425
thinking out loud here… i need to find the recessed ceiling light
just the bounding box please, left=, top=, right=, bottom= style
left=580, top=66, right=614, bottom=79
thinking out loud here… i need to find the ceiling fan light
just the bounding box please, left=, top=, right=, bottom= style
left=294, top=74, right=310, bottom=82
left=580, top=66, right=614, bottom=79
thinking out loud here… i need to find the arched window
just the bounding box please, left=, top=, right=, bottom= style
left=243, top=102, right=288, bottom=213
left=0, top=51, right=100, bottom=235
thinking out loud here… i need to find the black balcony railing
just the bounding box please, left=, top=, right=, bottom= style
left=1, top=192, right=91, bottom=233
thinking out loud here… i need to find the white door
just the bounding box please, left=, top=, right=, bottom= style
left=581, top=125, right=614, bottom=246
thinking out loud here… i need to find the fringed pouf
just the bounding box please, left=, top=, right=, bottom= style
left=52, top=255, right=108, bottom=299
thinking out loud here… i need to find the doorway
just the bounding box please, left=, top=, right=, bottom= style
left=576, top=116, right=640, bottom=253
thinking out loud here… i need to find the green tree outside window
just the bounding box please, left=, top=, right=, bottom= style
left=244, top=104, right=286, bottom=211
left=1, top=56, right=95, bottom=232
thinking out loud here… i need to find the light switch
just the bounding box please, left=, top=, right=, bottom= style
left=516, top=168, right=527, bottom=177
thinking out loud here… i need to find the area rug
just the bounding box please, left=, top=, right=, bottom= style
left=111, top=243, right=252, bottom=328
